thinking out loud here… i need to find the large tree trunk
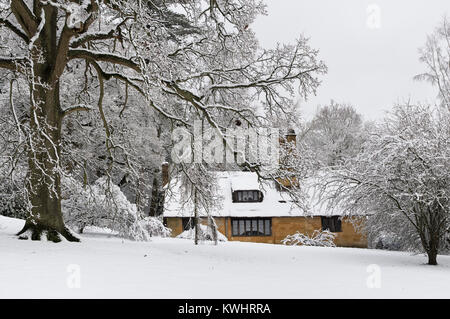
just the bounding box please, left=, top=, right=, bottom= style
left=17, top=85, right=78, bottom=242
left=149, top=172, right=165, bottom=217
left=426, top=230, right=440, bottom=265
left=427, top=250, right=438, bottom=265
left=17, top=7, right=78, bottom=242
left=419, top=217, right=440, bottom=266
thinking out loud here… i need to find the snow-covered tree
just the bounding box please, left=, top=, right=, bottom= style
left=176, top=164, right=223, bottom=245
left=0, top=76, right=29, bottom=219
left=302, top=101, right=365, bottom=168
left=327, top=104, right=450, bottom=265
left=61, top=175, right=170, bottom=240
left=415, top=16, right=450, bottom=110
left=0, top=0, right=326, bottom=242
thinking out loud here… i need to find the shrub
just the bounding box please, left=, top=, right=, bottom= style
left=282, top=230, right=336, bottom=247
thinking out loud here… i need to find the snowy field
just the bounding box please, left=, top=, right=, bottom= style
left=1, top=216, right=449, bottom=299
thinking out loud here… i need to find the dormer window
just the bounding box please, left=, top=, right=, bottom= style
left=232, top=190, right=263, bottom=203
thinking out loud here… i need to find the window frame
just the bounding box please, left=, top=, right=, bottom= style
left=231, top=218, right=272, bottom=237
left=182, top=217, right=194, bottom=231
left=232, top=190, right=263, bottom=203
left=321, top=216, right=342, bottom=233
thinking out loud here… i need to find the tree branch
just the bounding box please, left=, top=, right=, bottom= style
left=0, top=56, right=27, bottom=71
left=45, top=0, right=100, bottom=82
left=70, top=29, right=118, bottom=48
left=61, top=104, right=93, bottom=118
left=0, top=18, right=29, bottom=42
left=10, top=0, right=38, bottom=37
left=70, top=16, right=129, bottom=48
left=68, top=49, right=140, bottom=72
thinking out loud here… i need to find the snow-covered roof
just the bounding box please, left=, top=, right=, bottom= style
left=229, top=172, right=261, bottom=191
left=163, top=171, right=346, bottom=218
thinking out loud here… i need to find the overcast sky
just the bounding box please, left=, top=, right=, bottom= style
left=253, top=0, right=450, bottom=121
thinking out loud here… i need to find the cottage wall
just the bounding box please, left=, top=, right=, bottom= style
left=165, top=216, right=367, bottom=248
left=165, top=218, right=183, bottom=236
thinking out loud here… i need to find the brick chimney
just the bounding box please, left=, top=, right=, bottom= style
left=277, top=128, right=299, bottom=190
left=285, top=128, right=296, bottom=145
left=279, top=128, right=297, bottom=157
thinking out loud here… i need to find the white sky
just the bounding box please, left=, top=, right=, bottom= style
left=253, top=0, right=450, bottom=121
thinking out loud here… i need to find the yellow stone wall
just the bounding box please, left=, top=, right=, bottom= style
left=165, top=217, right=183, bottom=236
left=165, top=216, right=367, bottom=248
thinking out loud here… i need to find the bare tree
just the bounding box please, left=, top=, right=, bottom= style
left=0, top=0, right=326, bottom=242
left=415, top=16, right=450, bottom=110
left=303, top=101, right=364, bottom=168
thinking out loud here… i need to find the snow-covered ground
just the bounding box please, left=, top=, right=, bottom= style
left=1, top=216, right=449, bottom=298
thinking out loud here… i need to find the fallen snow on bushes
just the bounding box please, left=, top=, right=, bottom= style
left=1, top=215, right=449, bottom=298
left=176, top=224, right=228, bottom=242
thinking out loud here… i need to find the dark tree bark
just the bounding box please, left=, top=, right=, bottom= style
left=17, top=85, right=78, bottom=242
left=424, top=230, right=440, bottom=265
left=416, top=203, right=443, bottom=265
left=149, top=173, right=165, bottom=217
left=15, top=5, right=79, bottom=242
left=427, top=250, right=438, bottom=265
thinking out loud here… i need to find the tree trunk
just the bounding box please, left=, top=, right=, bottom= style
left=426, top=233, right=439, bottom=265
left=17, top=10, right=78, bottom=242
left=17, top=85, right=78, bottom=242
left=427, top=250, right=438, bottom=265
left=194, top=188, right=199, bottom=245
left=149, top=172, right=165, bottom=217
left=208, top=216, right=218, bottom=245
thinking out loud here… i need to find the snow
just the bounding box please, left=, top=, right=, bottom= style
left=164, top=171, right=348, bottom=218
left=176, top=224, right=228, bottom=242
left=1, top=215, right=450, bottom=298
left=229, top=171, right=261, bottom=191
left=66, top=2, right=89, bottom=29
